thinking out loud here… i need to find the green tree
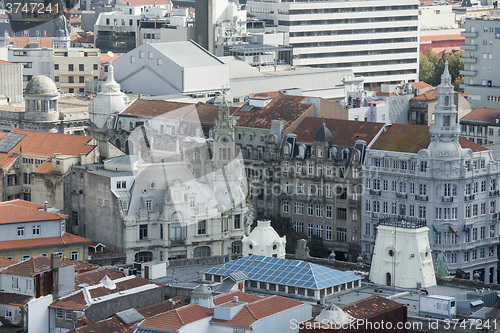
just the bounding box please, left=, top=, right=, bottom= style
left=419, top=51, right=464, bottom=92
left=269, top=216, right=302, bottom=254
left=307, top=235, right=329, bottom=258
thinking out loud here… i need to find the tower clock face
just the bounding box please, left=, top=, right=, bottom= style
left=220, top=136, right=230, bottom=145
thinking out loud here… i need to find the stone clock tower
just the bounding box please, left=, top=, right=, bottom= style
left=213, top=91, right=237, bottom=168
left=427, top=61, right=463, bottom=158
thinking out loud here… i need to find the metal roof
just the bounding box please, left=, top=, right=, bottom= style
left=202, top=255, right=361, bottom=290
left=0, top=132, right=25, bottom=154
left=116, top=308, right=145, bottom=324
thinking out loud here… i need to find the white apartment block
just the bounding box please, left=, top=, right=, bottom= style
left=361, top=63, right=500, bottom=283
left=246, top=0, right=419, bottom=89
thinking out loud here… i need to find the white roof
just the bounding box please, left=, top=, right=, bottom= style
left=149, top=41, right=224, bottom=68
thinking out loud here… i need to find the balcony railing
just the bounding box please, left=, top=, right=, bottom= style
left=378, top=215, right=427, bottom=229
left=442, top=196, right=454, bottom=203
left=396, top=192, right=407, bottom=199
left=170, top=239, right=185, bottom=246
left=415, top=194, right=428, bottom=201
left=370, top=189, right=381, bottom=196
left=490, top=190, right=500, bottom=197
left=464, top=194, right=475, bottom=202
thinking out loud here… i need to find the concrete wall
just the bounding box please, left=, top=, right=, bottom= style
left=252, top=303, right=312, bottom=333
left=0, top=63, right=23, bottom=104
left=84, top=286, right=165, bottom=322
left=27, top=295, right=53, bottom=333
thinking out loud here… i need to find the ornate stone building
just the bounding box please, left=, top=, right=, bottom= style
left=280, top=118, right=383, bottom=260
left=361, top=63, right=500, bottom=283
left=71, top=97, right=250, bottom=263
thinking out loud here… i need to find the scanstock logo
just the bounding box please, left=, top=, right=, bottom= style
left=125, top=103, right=248, bottom=227
left=4, top=0, right=78, bottom=32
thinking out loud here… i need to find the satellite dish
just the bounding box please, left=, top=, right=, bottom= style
left=107, top=51, right=114, bottom=58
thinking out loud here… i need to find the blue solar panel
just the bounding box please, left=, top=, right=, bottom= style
left=202, top=255, right=361, bottom=290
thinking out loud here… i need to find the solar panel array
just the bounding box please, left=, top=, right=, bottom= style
left=0, top=132, right=25, bottom=153
left=202, top=255, right=361, bottom=290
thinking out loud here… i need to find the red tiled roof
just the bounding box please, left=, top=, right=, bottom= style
left=0, top=257, right=16, bottom=269
left=293, top=118, right=384, bottom=146
left=70, top=316, right=133, bottom=333
left=0, top=60, right=13, bottom=65
left=461, top=108, right=500, bottom=123
left=0, top=255, right=79, bottom=276
left=100, top=52, right=123, bottom=63
left=121, top=99, right=193, bottom=117
left=0, top=129, right=96, bottom=169
left=411, top=89, right=439, bottom=101
left=34, top=160, right=53, bottom=174
left=233, top=92, right=313, bottom=129
left=7, top=37, right=53, bottom=49
left=0, top=199, right=47, bottom=210
left=0, top=233, right=90, bottom=252
left=342, top=295, right=406, bottom=319
left=410, top=82, right=434, bottom=90
left=75, top=268, right=126, bottom=287
left=141, top=292, right=303, bottom=331
left=137, top=297, right=187, bottom=317
left=0, top=203, right=67, bottom=224
left=375, top=89, right=398, bottom=97
left=0, top=292, right=32, bottom=306
left=71, top=34, right=94, bottom=44
left=371, top=123, right=488, bottom=153
left=140, top=303, right=213, bottom=331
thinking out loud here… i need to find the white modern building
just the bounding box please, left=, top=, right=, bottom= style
left=113, top=40, right=229, bottom=96
left=8, top=48, right=54, bottom=88
left=246, top=0, right=419, bottom=89
left=460, top=17, right=500, bottom=109
left=361, top=63, right=500, bottom=283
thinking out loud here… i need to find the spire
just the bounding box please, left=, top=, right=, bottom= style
left=101, top=61, right=121, bottom=94
left=439, top=60, right=452, bottom=88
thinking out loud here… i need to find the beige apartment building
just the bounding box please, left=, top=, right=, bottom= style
left=53, top=48, right=100, bottom=93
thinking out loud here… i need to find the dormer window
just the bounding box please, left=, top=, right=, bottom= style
left=317, top=149, right=323, bottom=158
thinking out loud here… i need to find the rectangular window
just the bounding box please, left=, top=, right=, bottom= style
left=316, top=225, right=323, bottom=237
left=79, top=76, right=85, bottom=83
left=282, top=201, right=289, bottom=213
left=5, top=309, right=12, bottom=318
left=294, top=222, right=303, bottom=234
left=307, top=224, right=313, bottom=238
left=197, top=220, right=206, bottom=234
left=17, top=227, right=24, bottom=237
left=316, top=204, right=323, bottom=217
left=56, top=309, right=64, bottom=319
left=70, top=250, right=79, bottom=261
left=79, top=64, right=84, bottom=71
left=336, top=227, right=347, bottom=242
left=234, top=215, right=241, bottom=229
left=32, top=225, right=40, bottom=236
left=326, top=205, right=332, bottom=218
left=326, top=226, right=332, bottom=240
left=12, top=277, right=19, bottom=290
left=146, top=199, right=152, bottom=211
left=68, top=64, right=74, bottom=71
left=139, top=224, right=148, bottom=239
left=336, top=208, right=347, bottom=220
left=294, top=202, right=304, bottom=215
left=307, top=204, right=313, bottom=216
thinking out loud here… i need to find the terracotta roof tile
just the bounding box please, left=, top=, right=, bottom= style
left=375, top=89, right=398, bottom=97
left=342, top=295, right=406, bottom=319
left=71, top=34, right=94, bottom=44
left=71, top=316, right=134, bottom=333
left=233, top=92, right=313, bottom=129
left=137, top=297, right=187, bottom=317
left=0, top=292, right=32, bottom=306
left=461, top=108, right=500, bottom=123
left=34, top=160, right=53, bottom=173
left=75, top=268, right=126, bottom=287
left=7, top=37, right=53, bottom=49
left=100, top=52, right=123, bottom=63
left=0, top=60, right=14, bottom=65
left=0, top=204, right=67, bottom=224
left=410, top=82, right=434, bottom=90
left=411, top=89, right=438, bottom=101
left=0, top=257, right=16, bottom=269
left=0, top=255, right=78, bottom=276
left=121, top=99, right=193, bottom=117
left=0, top=233, right=90, bottom=252
left=293, top=118, right=383, bottom=146
left=212, top=295, right=303, bottom=327
left=0, top=199, right=47, bottom=210
left=140, top=303, right=214, bottom=331
left=371, top=123, right=488, bottom=153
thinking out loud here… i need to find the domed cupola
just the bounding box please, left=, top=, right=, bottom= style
left=314, top=121, right=333, bottom=143
left=24, top=75, right=59, bottom=123
left=242, top=220, right=286, bottom=258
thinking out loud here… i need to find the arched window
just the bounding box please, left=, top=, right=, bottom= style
left=342, top=149, right=349, bottom=160
left=135, top=251, right=153, bottom=263
left=194, top=246, right=211, bottom=258
left=329, top=147, right=337, bottom=159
